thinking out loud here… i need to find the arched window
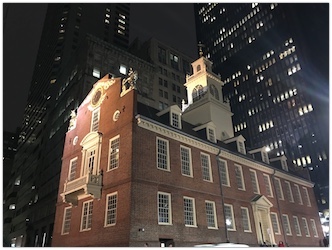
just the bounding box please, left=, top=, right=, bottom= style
left=209, top=84, right=219, bottom=100
left=197, top=65, right=201, bottom=72
left=192, top=85, right=204, bottom=102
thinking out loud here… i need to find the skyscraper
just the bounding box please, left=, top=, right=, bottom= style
left=4, top=3, right=130, bottom=247
left=194, top=3, right=329, bottom=211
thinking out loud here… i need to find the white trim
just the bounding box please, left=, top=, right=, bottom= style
left=284, top=181, right=294, bottom=203
left=205, top=200, right=218, bottom=229
left=241, top=207, right=252, bottom=232
left=201, top=152, right=213, bottom=182
left=107, top=135, right=120, bottom=172
left=263, top=174, right=273, bottom=197
left=249, top=169, right=260, bottom=194
left=183, top=196, right=197, bottom=227
left=292, top=216, right=302, bottom=236
left=218, top=158, right=230, bottom=187
left=156, top=137, right=170, bottom=171
left=235, top=164, right=246, bottom=191
left=158, top=191, right=172, bottom=225
left=61, top=206, right=72, bottom=235
left=136, top=115, right=314, bottom=187
left=180, top=145, right=193, bottom=177
left=270, top=212, right=281, bottom=235
left=282, top=214, right=292, bottom=236
left=104, top=192, right=118, bottom=227
left=224, top=203, right=236, bottom=231
left=80, top=200, right=93, bottom=231
left=274, top=177, right=284, bottom=200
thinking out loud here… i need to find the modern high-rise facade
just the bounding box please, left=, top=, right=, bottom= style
left=4, top=3, right=130, bottom=247
left=194, top=3, right=329, bottom=211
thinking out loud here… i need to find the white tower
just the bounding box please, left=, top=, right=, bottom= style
left=182, top=51, right=234, bottom=141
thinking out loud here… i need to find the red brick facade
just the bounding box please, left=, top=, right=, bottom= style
left=52, top=74, right=323, bottom=247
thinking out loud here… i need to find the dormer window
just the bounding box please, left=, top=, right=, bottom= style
left=171, top=111, right=181, bottom=129
left=261, top=150, right=270, bottom=164
left=281, top=158, right=288, bottom=171
left=207, top=127, right=216, bottom=143
left=237, top=140, right=246, bottom=155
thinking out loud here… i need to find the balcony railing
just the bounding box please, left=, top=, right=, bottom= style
left=61, top=173, right=102, bottom=206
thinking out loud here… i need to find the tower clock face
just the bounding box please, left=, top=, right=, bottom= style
left=91, top=88, right=103, bottom=107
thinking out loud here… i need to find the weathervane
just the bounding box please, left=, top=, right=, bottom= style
left=198, top=41, right=205, bottom=57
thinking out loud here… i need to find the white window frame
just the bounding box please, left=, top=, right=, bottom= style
left=235, top=164, right=245, bottom=190
left=282, top=214, right=292, bottom=235
left=68, top=157, right=78, bottom=181
left=224, top=204, right=236, bottom=231
left=281, top=159, right=288, bottom=171
left=205, top=200, right=218, bottom=229
left=108, top=135, right=120, bottom=171
left=249, top=169, right=260, bottom=194
left=302, top=217, right=310, bottom=237
left=302, top=187, right=311, bottom=207
left=270, top=212, right=281, bottom=234
left=61, top=206, right=72, bottom=235
left=293, top=216, right=302, bottom=236
left=201, top=152, right=213, bottom=182
left=207, top=127, right=216, bottom=143
left=274, top=177, right=284, bottom=200
left=263, top=174, right=273, bottom=197
left=158, top=192, right=172, bottom=225
left=241, top=207, right=252, bottom=232
left=156, top=137, right=170, bottom=171
left=90, top=107, right=100, bottom=132
left=80, top=200, right=93, bottom=231
left=180, top=145, right=193, bottom=177
left=170, top=111, right=181, bottom=129
left=237, top=140, right=246, bottom=154
left=261, top=150, right=269, bottom=164
left=310, top=219, right=318, bottom=237
left=284, top=181, right=294, bottom=203
left=104, top=192, right=117, bottom=227
left=183, top=196, right=197, bottom=227
left=218, top=158, right=230, bottom=187
left=294, top=184, right=303, bottom=205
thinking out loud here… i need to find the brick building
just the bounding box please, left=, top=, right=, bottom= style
left=52, top=55, right=323, bottom=247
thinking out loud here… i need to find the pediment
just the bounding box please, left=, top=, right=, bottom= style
left=251, top=194, right=273, bottom=207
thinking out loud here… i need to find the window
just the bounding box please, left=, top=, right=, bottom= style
left=235, top=164, right=245, bottom=190
left=241, top=207, right=251, bottom=232
left=171, top=112, right=181, bottom=129
left=91, top=108, right=100, bottom=132
left=158, top=192, right=172, bottom=225
left=274, top=178, right=284, bottom=200
left=310, top=219, right=318, bottom=237
left=192, top=85, right=204, bottom=102
left=294, top=184, right=303, bottom=205
left=302, top=187, right=311, bottom=207
left=201, top=153, right=212, bottom=182
left=108, top=135, right=120, bottom=171
left=249, top=169, right=260, bottom=194
left=207, top=127, right=216, bottom=143
left=293, top=216, right=301, bottom=236
left=119, top=64, right=127, bottom=75
left=282, top=214, right=292, bottom=235
left=218, top=158, right=230, bottom=186
left=170, top=53, right=179, bottom=70
left=92, top=68, right=100, bottom=78
left=68, top=157, right=78, bottom=181
left=180, top=146, right=192, bottom=177
left=237, top=140, right=246, bottom=154
left=205, top=201, right=217, bottom=229
left=209, top=84, right=219, bottom=100
left=284, top=181, right=294, bottom=202
left=261, top=151, right=269, bottom=164
left=302, top=217, right=310, bottom=237
left=224, top=204, right=236, bottom=230
left=263, top=174, right=273, bottom=197
left=183, top=197, right=196, bottom=227
left=158, top=47, right=166, bottom=64
left=62, top=207, right=72, bottom=234
left=9, top=204, right=16, bottom=210
left=105, top=192, right=117, bottom=226
left=270, top=212, right=280, bottom=234
left=81, top=200, right=93, bottom=231
left=156, top=137, right=170, bottom=171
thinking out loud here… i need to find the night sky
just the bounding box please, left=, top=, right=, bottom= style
left=3, top=3, right=198, bottom=133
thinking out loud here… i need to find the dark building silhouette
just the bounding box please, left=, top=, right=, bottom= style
left=194, top=3, right=329, bottom=212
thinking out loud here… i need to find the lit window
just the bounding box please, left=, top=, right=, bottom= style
left=9, top=204, right=16, bottom=210
left=92, top=68, right=100, bottom=78
left=119, top=65, right=127, bottom=75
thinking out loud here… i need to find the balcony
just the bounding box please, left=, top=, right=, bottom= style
left=61, top=173, right=102, bottom=206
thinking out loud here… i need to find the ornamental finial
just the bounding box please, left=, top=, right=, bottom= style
left=198, top=42, right=205, bottom=57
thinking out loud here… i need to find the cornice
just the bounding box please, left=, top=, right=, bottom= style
left=136, top=115, right=314, bottom=188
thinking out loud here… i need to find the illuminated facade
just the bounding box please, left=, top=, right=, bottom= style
left=52, top=55, right=323, bottom=247
left=194, top=3, right=329, bottom=211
